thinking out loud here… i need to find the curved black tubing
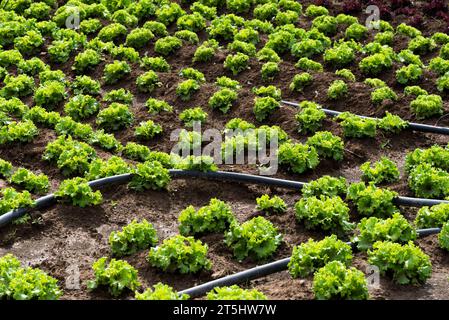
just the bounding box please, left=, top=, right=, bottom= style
left=0, top=170, right=448, bottom=227
left=393, top=196, right=449, bottom=207
left=179, top=227, right=441, bottom=298
left=0, top=174, right=135, bottom=227
left=180, top=258, right=291, bottom=298
left=416, top=228, right=442, bottom=237
left=170, top=169, right=306, bottom=189
left=87, top=173, right=133, bottom=188
left=282, top=100, right=449, bottom=136
left=0, top=171, right=305, bottom=227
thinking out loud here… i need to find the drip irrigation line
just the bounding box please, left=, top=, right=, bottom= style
left=179, top=227, right=441, bottom=298
left=87, top=173, right=132, bottom=188
left=282, top=100, right=449, bottom=136
left=393, top=196, right=448, bottom=207
left=416, top=228, right=442, bottom=237
left=169, top=169, right=306, bottom=189
left=180, top=258, right=292, bottom=298
left=166, top=171, right=449, bottom=207
left=0, top=170, right=448, bottom=227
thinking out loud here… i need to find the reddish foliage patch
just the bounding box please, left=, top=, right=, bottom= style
left=342, top=0, right=363, bottom=14
left=423, top=0, right=448, bottom=14
left=339, top=0, right=449, bottom=29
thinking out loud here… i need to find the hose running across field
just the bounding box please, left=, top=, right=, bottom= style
left=1, top=170, right=447, bottom=227
left=282, top=100, right=449, bottom=136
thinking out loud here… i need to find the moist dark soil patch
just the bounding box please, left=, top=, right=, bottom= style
left=1, top=0, right=449, bottom=300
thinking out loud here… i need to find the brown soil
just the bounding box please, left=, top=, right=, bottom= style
left=1, top=1, right=449, bottom=300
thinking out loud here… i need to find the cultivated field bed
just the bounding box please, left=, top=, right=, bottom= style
left=1, top=0, right=449, bottom=300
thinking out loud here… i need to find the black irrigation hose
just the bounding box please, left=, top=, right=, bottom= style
left=180, top=258, right=292, bottom=298
left=87, top=173, right=133, bottom=188
left=0, top=174, right=134, bottom=228
left=170, top=170, right=306, bottom=189
left=282, top=100, right=449, bottom=136
left=168, top=171, right=449, bottom=207
left=0, top=170, right=448, bottom=227
left=0, top=171, right=306, bottom=228
left=394, top=197, right=449, bottom=207
left=179, top=227, right=442, bottom=298
left=416, top=228, right=442, bottom=237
